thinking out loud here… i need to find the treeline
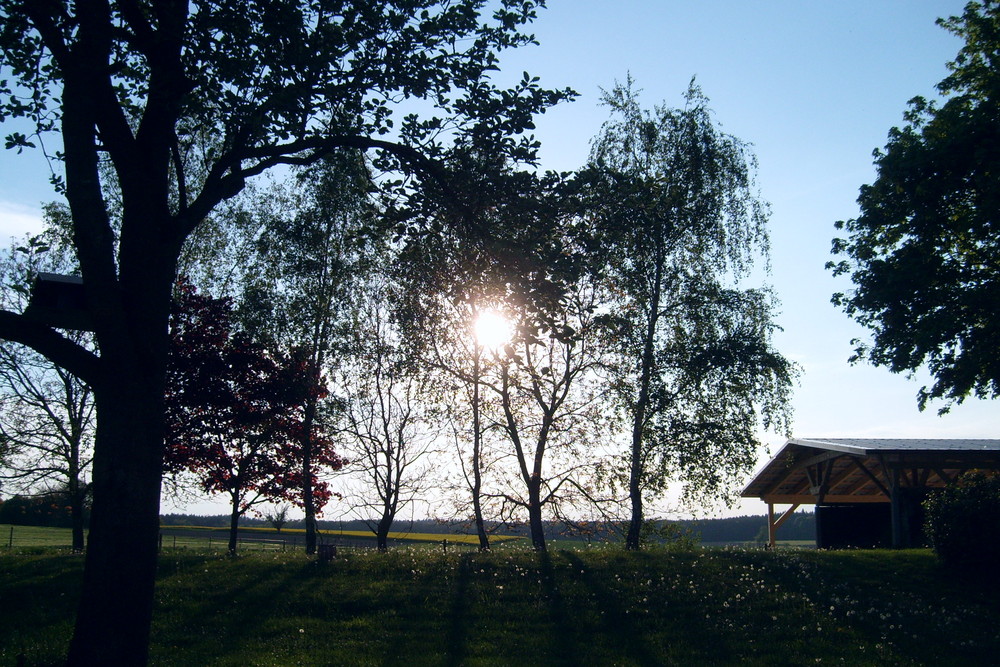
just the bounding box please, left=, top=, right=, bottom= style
left=0, top=493, right=90, bottom=528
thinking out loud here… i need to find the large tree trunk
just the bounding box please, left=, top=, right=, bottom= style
left=67, top=380, right=164, bottom=666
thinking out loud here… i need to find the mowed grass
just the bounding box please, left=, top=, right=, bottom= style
left=2, top=524, right=521, bottom=552
left=1, top=544, right=998, bottom=666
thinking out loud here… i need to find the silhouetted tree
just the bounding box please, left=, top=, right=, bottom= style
left=164, top=282, right=344, bottom=555
left=829, top=2, right=1000, bottom=413
left=587, top=79, right=795, bottom=550
left=0, top=2, right=568, bottom=662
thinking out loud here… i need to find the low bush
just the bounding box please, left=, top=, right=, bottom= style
left=923, top=472, right=1000, bottom=570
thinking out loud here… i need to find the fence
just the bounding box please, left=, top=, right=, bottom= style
left=2, top=524, right=481, bottom=554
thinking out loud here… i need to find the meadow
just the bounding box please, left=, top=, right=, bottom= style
left=3, top=535, right=999, bottom=667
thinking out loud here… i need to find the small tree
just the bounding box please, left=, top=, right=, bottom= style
left=337, top=276, right=439, bottom=552
left=164, top=283, right=345, bottom=555
left=264, top=505, right=290, bottom=533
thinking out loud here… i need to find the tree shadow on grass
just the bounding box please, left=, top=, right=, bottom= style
left=444, top=553, right=471, bottom=667
left=537, top=550, right=585, bottom=665
left=561, top=551, right=659, bottom=665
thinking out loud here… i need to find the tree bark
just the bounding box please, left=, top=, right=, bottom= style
left=228, top=497, right=241, bottom=556
left=625, top=249, right=664, bottom=551
left=527, top=475, right=546, bottom=552
left=471, top=352, right=490, bottom=551
left=66, top=379, right=164, bottom=666
left=376, top=511, right=392, bottom=552
left=302, top=390, right=318, bottom=555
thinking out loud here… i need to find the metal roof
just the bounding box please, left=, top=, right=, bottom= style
left=742, top=438, right=1000, bottom=505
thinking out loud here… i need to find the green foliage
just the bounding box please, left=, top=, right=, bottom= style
left=829, top=1, right=1000, bottom=412
left=640, top=520, right=700, bottom=551
left=923, top=472, right=1000, bottom=570
left=585, top=78, right=795, bottom=542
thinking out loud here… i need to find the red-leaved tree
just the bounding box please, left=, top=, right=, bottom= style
left=164, top=282, right=344, bottom=554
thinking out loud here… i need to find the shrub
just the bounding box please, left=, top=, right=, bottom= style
left=923, top=472, right=1000, bottom=570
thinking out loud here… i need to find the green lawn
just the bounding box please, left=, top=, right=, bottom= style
left=1, top=524, right=521, bottom=552
left=1, top=543, right=997, bottom=666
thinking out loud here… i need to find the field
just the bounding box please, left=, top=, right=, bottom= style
left=2, top=534, right=998, bottom=666
left=1, top=524, right=522, bottom=552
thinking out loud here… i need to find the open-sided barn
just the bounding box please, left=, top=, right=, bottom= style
left=741, top=438, right=1000, bottom=548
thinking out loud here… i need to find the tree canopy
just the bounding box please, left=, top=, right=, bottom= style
left=829, top=0, right=1000, bottom=412
left=586, top=78, right=794, bottom=549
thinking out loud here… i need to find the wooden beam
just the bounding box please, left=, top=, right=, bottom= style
left=851, top=458, right=890, bottom=497
left=766, top=503, right=801, bottom=549
left=767, top=503, right=776, bottom=548
left=761, top=494, right=889, bottom=504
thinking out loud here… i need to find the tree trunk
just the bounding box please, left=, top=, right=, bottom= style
left=376, top=512, right=392, bottom=552
left=66, top=381, right=164, bottom=666
left=302, top=394, right=318, bottom=555
left=70, top=486, right=86, bottom=554
left=228, top=497, right=241, bottom=556
left=527, top=475, right=546, bottom=552
left=625, top=251, right=664, bottom=552
left=68, top=450, right=85, bottom=553
left=471, top=355, right=490, bottom=551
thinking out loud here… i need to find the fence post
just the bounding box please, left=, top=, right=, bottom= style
left=8, top=525, right=12, bottom=548
left=442, top=539, right=448, bottom=555
left=158, top=533, right=163, bottom=552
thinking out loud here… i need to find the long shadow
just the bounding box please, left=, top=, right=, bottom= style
left=562, top=551, right=659, bottom=665
left=537, top=550, right=584, bottom=665
left=444, top=553, right=471, bottom=667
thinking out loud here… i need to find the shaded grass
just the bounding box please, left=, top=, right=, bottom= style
left=1, top=546, right=998, bottom=666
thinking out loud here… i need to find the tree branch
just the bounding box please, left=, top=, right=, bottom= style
left=0, top=311, right=102, bottom=388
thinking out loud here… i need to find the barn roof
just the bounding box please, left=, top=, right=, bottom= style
left=741, top=438, right=1000, bottom=505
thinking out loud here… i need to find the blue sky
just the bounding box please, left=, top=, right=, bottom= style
left=1, top=1, right=995, bottom=519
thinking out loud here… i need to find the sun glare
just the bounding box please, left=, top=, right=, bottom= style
left=473, top=310, right=513, bottom=351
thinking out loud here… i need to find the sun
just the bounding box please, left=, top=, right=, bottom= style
left=473, top=309, right=513, bottom=351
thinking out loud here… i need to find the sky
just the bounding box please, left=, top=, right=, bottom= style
left=1, top=1, right=995, bottom=520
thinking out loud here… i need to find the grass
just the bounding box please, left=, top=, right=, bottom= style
left=1, top=543, right=998, bottom=666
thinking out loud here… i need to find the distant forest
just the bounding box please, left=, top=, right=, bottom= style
left=159, top=512, right=817, bottom=545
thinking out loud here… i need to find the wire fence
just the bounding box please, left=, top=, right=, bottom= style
left=2, top=524, right=481, bottom=555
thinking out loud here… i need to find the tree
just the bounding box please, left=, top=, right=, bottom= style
left=0, top=2, right=568, bottom=662
left=587, top=79, right=795, bottom=550
left=264, top=504, right=290, bottom=533
left=394, top=164, right=593, bottom=551
left=337, top=276, right=440, bottom=552
left=488, top=278, right=610, bottom=551
left=238, top=151, right=376, bottom=555
left=165, top=282, right=344, bottom=555
left=0, top=232, right=95, bottom=552
left=829, top=1, right=1000, bottom=413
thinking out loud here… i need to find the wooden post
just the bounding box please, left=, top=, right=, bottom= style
left=890, top=467, right=903, bottom=548
left=767, top=503, right=776, bottom=548
left=8, top=525, right=13, bottom=548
